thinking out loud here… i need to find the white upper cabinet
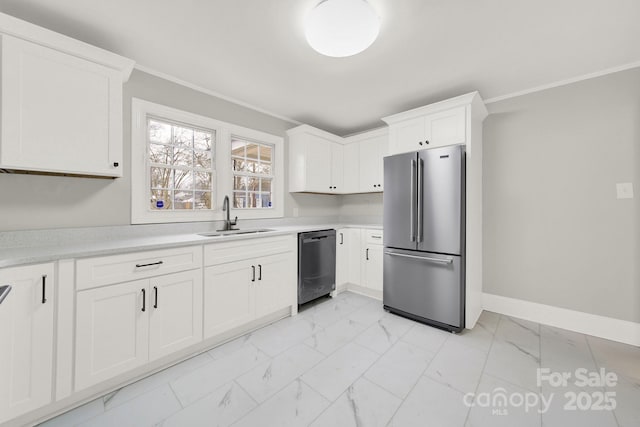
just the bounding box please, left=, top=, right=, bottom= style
left=383, top=94, right=480, bottom=155
left=288, top=125, right=345, bottom=193
left=345, top=128, right=387, bottom=193
left=0, top=13, right=134, bottom=177
left=288, top=125, right=387, bottom=194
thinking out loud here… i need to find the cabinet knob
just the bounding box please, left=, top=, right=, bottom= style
left=418, top=141, right=423, bottom=146
left=425, top=140, right=430, bottom=145
left=113, top=162, right=119, bottom=167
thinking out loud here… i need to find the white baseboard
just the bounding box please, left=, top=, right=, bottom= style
left=483, top=293, right=640, bottom=347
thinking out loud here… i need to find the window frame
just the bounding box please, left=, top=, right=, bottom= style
left=131, top=98, right=284, bottom=224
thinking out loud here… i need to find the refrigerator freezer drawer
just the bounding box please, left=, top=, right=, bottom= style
left=383, top=248, right=464, bottom=330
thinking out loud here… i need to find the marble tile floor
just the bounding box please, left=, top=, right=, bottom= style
left=40, top=292, right=640, bottom=427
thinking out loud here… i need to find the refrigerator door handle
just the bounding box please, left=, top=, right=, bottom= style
left=416, top=158, right=424, bottom=243
left=410, top=159, right=417, bottom=242
left=384, top=251, right=453, bottom=264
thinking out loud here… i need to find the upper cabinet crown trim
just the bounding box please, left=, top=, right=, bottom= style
left=382, top=91, right=488, bottom=125
left=0, top=12, right=135, bottom=82
left=286, top=124, right=345, bottom=145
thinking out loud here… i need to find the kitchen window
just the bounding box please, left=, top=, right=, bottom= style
left=231, top=137, right=274, bottom=209
left=131, top=98, right=284, bottom=224
left=148, top=118, right=215, bottom=211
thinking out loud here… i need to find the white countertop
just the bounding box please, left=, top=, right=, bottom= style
left=0, top=223, right=382, bottom=268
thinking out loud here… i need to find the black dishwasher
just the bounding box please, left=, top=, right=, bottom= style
left=298, top=229, right=336, bottom=305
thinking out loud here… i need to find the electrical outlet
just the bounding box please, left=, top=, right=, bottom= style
left=616, top=183, right=634, bottom=199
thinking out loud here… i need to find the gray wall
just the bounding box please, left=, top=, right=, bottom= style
left=337, top=68, right=640, bottom=323
left=0, top=70, right=340, bottom=231
left=483, top=67, right=640, bottom=323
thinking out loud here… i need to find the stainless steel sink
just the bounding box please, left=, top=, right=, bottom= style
left=198, top=228, right=274, bottom=237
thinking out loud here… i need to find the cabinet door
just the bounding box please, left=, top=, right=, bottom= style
left=363, top=245, right=383, bottom=291
left=203, top=260, right=255, bottom=339
left=330, top=142, right=344, bottom=192
left=425, top=107, right=466, bottom=148
left=255, top=252, right=295, bottom=318
left=335, top=229, right=349, bottom=287
left=305, top=134, right=332, bottom=192
left=358, top=135, right=386, bottom=192
left=0, top=263, right=55, bottom=423
left=347, top=229, right=362, bottom=286
left=149, top=270, right=203, bottom=361
left=342, top=143, right=360, bottom=193
left=390, top=116, right=426, bottom=155
left=1, top=35, right=122, bottom=177
left=75, top=280, right=149, bottom=391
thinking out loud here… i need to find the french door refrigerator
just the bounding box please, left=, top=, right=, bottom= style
left=383, top=144, right=465, bottom=332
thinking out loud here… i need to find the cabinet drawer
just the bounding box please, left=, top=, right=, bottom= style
left=364, top=229, right=384, bottom=245
left=204, top=235, right=294, bottom=266
left=76, top=246, right=202, bottom=290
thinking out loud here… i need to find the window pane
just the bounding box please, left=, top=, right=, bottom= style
left=151, top=167, right=172, bottom=189
left=261, top=178, right=272, bottom=192
left=259, top=145, right=272, bottom=162
left=174, top=191, right=194, bottom=209
left=194, top=131, right=213, bottom=151
left=174, top=126, right=194, bottom=147
left=233, top=191, right=247, bottom=208
left=173, top=146, right=193, bottom=167
left=256, top=163, right=272, bottom=175
left=261, top=193, right=272, bottom=208
left=149, top=120, right=171, bottom=144
left=246, top=143, right=259, bottom=160
left=231, top=140, right=246, bottom=157
left=194, top=150, right=212, bottom=169
left=194, top=191, right=211, bottom=209
left=195, top=172, right=212, bottom=190
left=151, top=189, right=172, bottom=210
left=234, top=176, right=247, bottom=191
left=174, top=170, right=193, bottom=190
left=149, top=143, right=172, bottom=165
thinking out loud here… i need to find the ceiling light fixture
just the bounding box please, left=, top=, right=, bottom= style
left=305, top=0, right=380, bottom=58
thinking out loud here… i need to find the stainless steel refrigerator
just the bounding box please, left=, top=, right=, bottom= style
left=383, top=144, right=465, bottom=332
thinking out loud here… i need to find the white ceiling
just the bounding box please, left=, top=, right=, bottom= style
left=1, top=0, right=638, bottom=135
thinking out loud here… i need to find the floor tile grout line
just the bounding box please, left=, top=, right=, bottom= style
left=584, top=335, right=622, bottom=427
left=304, top=330, right=400, bottom=426
left=462, top=313, right=501, bottom=427
left=382, top=323, right=453, bottom=427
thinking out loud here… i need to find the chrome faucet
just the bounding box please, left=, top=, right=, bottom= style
left=220, top=195, right=238, bottom=231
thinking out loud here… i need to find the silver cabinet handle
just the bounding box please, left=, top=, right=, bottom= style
left=416, top=158, right=423, bottom=243
left=0, top=285, right=12, bottom=304
left=340, top=233, right=344, bottom=245
left=384, top=251, right=453, bottom=264
left=410, top=159, right=416, bottom=242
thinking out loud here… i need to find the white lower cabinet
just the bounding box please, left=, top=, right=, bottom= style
left=203, top=259, right=255, bottom=338
left=361, top=229, right=384, bottom=292
left=363, top=244, right=383, bottom=292
left=0, top=263, right=55, bottom=424
left=203, top=236, right=296, bottom=340
left=75, top=269, right=202, bottom=391
left=75, top=279, right=149, bottom=390
left=148, top=270, right=203, bottom=360
left=255, top=252, right=295, bottom=318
